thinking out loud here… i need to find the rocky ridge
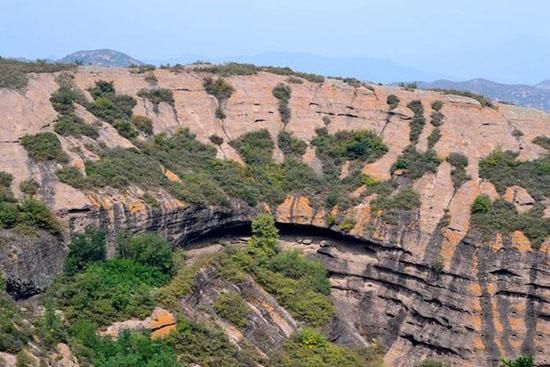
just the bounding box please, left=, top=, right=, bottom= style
left=0, top=65, right=548, bottom=366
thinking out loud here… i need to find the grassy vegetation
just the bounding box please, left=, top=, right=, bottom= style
left=431, top=111, right=444, bottom=126
left=213, top=292, right=249, bottom=328
left=500, top=355, right=533, bottom=367
left=128, top=64, right=156, bottom=74
left=137, top=88, right=174, bottom=113
left=447, top=152, right=471, bottom=189
left=407, top=100, right=426, bottom=144
left=231, top=129, right=274, bottom=166
left=273, top=83, right=292, bottom=125
left=54, top=113, right=99, bottom=138
left=64, top=227, right=106, bottom=276
left=0, top=293, right=31, bottom=353
left=431, top=100, right=444, bottom=111
left=130, top=115, right=154, bottom=136
left=278, top=131, right=307, bottom=157
left=20, top=132, right=68, bottom=163
left=430, top=88, right=494, bottom=108
left=0, top=57, right=75, bottom=90
left=391, top=146, right=441, bottom=180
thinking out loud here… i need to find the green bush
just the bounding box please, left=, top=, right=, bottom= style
left=272, top=328, right=367, bottom=367
left=117, top=232, right=174, bottom=275
left=130, top=115, right=154, bottom=135
left=0, top=57, right=75, bottom=89
left=415, top=359, right=448, bottom=367
left=447, top=152, right=470, bottom=189
left=209, top=134, right=224, bottom=146
left=386, top=95, right=400, bottom=110
left=50, top=86, right=87, bottom=114
left=56, top=166, right=88, bottom=189
left=470, top=199, right=549, bottom=247
left=128, top=64, right=156, bottom=74
left=533, top=135, right=550, bottom=150
left=203, top=77, right=234, bottom=104
left=231, top=129, right=274, bottom=166
left=431, top=100, right=444, bottom=111
left=54, top=113, right=99, bottom=138
left=430, top=88, right=494, bottom=108
left=20, top=132, right=67, bottom=163
left=53, top=259, right=168, bottom=325
left=113, top=120, right=138, bottom=139
left=273, top=83, right=292, bottom=124
left=86, top=81, right=136, bottom=123
left=137, top=88, right=174, bottom=113
left=19, top=179, right=39, bottom=197
left=430, top=111, right=444, bottom=126
left=213, top=292, right=249, bottom=328
left=391, top=146, right=440, bottom=180
left=427, top=128, right=441, bottom=149
left=0, top=171, right=13, bottom=188
left=16, top=198, right=60, bottom=234
left=407, top=100, right=425, bottom=144
left=278, top=131, right=307, bottom=157
left=479, top=148, right=549, bottom=200
left=0, top=296, right=31, bottom=353
left=38, top=302, right=67, bottom=348
left=500, top=355, right=533, bottom=367
left=64, top=227, right=106, bottom=276
left=371, top=189, right=420, bottom=224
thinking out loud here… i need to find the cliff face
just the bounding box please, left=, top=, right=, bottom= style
left=0, top=66, right=548, bottom=366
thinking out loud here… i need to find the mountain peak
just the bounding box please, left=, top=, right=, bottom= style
left=58, top=49, right=144, bottom=67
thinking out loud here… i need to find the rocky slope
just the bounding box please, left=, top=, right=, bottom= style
left=0, top=65, right=548, bottom=366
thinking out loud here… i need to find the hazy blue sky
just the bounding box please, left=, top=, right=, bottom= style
left=1, top=0, right=549, bottom=83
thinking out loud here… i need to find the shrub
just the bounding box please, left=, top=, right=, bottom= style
left=278, top=131, right=307, bottom=157
left=203, top=77, right=234, bottom=104
left=386, top=95, right=400, bottom=110
left=339, top=217, right=356, bottom=232
left=478, top=148, right=549, bottom=200
left=213, top=292, right=249, bottom=328
left=371, top=189, right=420, bottom=224
left=86, top=81, right=136, bottom=123
left=38, top=302, right=67, bottom=348
left=15, top=350, right=32, bottom=367
left=471, top=195, right=492, bottom=214
left=231, top=129, right=274, bottom=166
left=137, top=88, right=174, bottom=112
left=53, top=259, right=168, bottom=325
left=54, top=113, right=99, bottom=138
left=427, top=128, right=441, bottom=149
left=470, top=199, right=549, bottom=248
left=447, top=152, right=470, bottom=189
left=113, top=120, right=138, bottom=139
left=500, top=355, right=533, bottom=367
left=415, top=359, right=448, bottom=367
left=64, top=227, right=106, bottom=276
left=272, top=328, right=367, bottom=367
left=391, top=146, right=440, bottom=180
left=16, top=198, right=60, bottom=234
left=407, top=100, right=425, bottom=144
left=20, top=132, right=67, bottom=163
left=130, top=115, right=154, bottom=135
left=533, top=135, right=550, bottom=150
left=209, top=134, right=224, bottom=146
left=0, top=296, right=31, bottom=353
left=19, top=179, right=39, bottom=197
left=0, top=171, right=13, bottom=188
left=261, top=66, right=325, bottom=83
left=128, top=64, right=156, bottom=73
left=273, top=83, right=292, bottom=125
left=249, top=213, right=279, bottom=255
left=287, top=76, right=303, bottom=84
left=431, top=100, right=444, bottom=111
left=0, top=57, right=74, bottom=90
left=430, top=88, right=494, bottom=108
left=430, top=111, right=444, bottom=126
left=117, top=232, right=174, bottom=275
left=50, top=86, right=87, bottom=114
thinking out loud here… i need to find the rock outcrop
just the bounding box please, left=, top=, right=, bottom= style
left=0, top=66, right=548, bottom=366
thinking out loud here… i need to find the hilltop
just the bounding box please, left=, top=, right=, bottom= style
left=58, top=49, right=144, bottom=67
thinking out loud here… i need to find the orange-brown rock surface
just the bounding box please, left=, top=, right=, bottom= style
left=1, top=66, right=548, bottom=367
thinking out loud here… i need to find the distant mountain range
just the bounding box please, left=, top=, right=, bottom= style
left=56, top=49, right=549, bottom=111
left=58, top=49, right=144, bottom=67
left=418, top=79, right=550, bottom=111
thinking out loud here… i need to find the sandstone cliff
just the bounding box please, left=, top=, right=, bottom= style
left=0, top=65, right=548, bottom=366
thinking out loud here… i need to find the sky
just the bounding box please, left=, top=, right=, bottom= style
left=1, top=0, right=549, bottom=84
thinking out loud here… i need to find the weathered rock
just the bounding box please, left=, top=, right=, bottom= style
left=98, top=307, right=176, bottom=340
left=503, top=185, right=536, bottom=213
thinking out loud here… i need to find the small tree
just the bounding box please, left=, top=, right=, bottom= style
left=471, top=195, right=492, bottom=214
left=117, top=232, right=174, bottom=275
left=500, top=355, right=533, bottom=367
left=64, top=227, right=106, bottom=275
left=249, top=213, right=279, bottom=256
